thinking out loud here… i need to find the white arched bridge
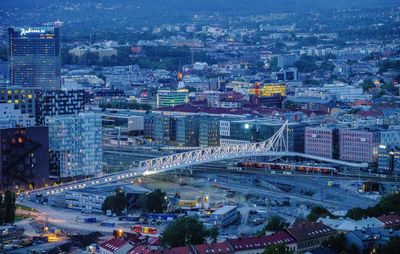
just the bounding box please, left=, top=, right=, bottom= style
left=31, top=121, right=368, bottom=196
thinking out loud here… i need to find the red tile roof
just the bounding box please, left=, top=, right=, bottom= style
left=377, top=214, right=400, bottom=228
left=128, top=246, right=193, bottom=254
left=129, top=245, right=154, bottom=254
left=287, top=221, right=334, bottom=242
left=99, top=238, right=129, bottom=252
left=193, top=242, right=233, bottom=254
left=227, top=231, right=295, bottom=251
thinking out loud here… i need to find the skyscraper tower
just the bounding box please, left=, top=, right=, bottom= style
left=8, top=26, right=61, bottom=90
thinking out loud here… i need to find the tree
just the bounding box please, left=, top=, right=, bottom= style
left=346, top=191, right=400, bottom=220
left=262, top=243, right=294, bottom=254
left=161, top=217, right=208, bottom=247
left=101, top=188, right=127, bottom=216
left=294, top=55, right=318, bottom=73
left=266, top=216, right=289, bottom=231
left=208, top=227, right=219, bottom=243
left=323, top=233, right=347, bottom=253
left=140, top=188, right=167, bottom=213
left=4, top=190, right=16, bottom=224
left=307, top=206, right=333, bottom=221
left=381, top=237, right=400, bottom=254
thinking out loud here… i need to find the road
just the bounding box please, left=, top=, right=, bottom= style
left=7, top=240, right=69, bottom=254
left=16, top=200, right=128, bottom=234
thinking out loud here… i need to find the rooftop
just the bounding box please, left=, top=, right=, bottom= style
left=99, top=237, right=130, bottom=252
left=287, top=221, right=334, bottom=241
left=227, top=231, right=295, bottom=251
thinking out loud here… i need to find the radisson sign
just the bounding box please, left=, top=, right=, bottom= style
left=20, top=28, right=46, bottom=36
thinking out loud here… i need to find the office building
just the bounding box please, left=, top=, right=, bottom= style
left=46, top=112, right=102, bottom=178
left=154, top=114, right=178, bottom=145
left=35, top=89, right=85, bottom=125
left=156, top=89, right=189, bottom=108
left=199, top=116, right=220, bottom=147
left=176, top=116, right=199, bottom=147
left=8, top=27, right=61, bottom=90
left=339, top=128, right=380, bottom=163
left=305, top=127, right=338, bottom=159
left=0, top=127, right=49, bottom=189
left=378, top=145, right=400, bottom=173
left=220, top=120, right=306, bottom=152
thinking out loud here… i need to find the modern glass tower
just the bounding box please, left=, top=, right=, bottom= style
left=8, top=26, right=61, bottom=90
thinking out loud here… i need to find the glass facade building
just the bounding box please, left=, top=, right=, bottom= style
left=46, top=112, right=102, bottom=178
left=8, top=27, right=61, bottom=90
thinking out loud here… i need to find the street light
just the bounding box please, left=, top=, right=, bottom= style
left=117, top=228, right=123, bottom=238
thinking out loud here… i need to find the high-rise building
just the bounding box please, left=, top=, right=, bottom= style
left=0, top=87, right=36, bottom=116
left=339, top=128, right=380, bottom=163
left=220, top=119, right=306, bottom=152
left=305, top=127, right=339, bottom=159
left=378, top=129, right=400, bottom=173
left=8, top=26, right=61, bottom=90
left=46, top=112, right=102, bottom=178
left=199, top=116, right=220, bottom=147
left=0, top=103, right=35, bottom=127
left=35, top=89, right=85, bottom=125
left=176, top=116, right=199, bottom=147
left=0, top=126, right=49, bottom=189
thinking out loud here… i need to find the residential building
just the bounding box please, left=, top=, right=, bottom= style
left=8, top=26, right=61, bottom=90
left=0, top=127, right=49, bottom=189
left=227, top=231, right=296, bottom=254
left=286, top=221, right=335, bottom=253
left=46, top=112, right=102, bottom=178
left=377, top=214, right=400, bottom=230
left=35, top=89, right=85, bottom=125
left=345, top=227, right=400, bottom=254
left=99, top=238, right=134, bottom=254
left=317, top=217, right=385, bottom=233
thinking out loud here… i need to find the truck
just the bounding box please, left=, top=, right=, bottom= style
left=131, top=225, right=157, bottom=235
left=101, top=222, right=116, bottom=227
left=84, top=217, right=96, bottom=223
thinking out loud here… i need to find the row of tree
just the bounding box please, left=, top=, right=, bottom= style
left=0, top=190, right=16, bottom=225
left=101, top=188, right=168, bottom=216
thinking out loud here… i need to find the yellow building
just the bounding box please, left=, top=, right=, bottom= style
left=250, top=83, right=286, bottom=97
left=259, top=84, right=286, bottom=96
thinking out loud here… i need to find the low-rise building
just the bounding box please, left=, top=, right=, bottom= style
left=227, top=231, right=296, bottom=254
left=99, top=237, right=134, bottom=254
left=286, top=221, right=335, bottom=253
left=49, top=183, right=149, bottom=213
left=210, top=205, right=239, bottom=228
